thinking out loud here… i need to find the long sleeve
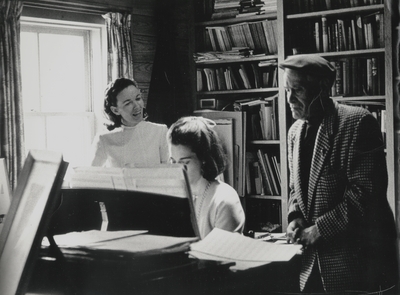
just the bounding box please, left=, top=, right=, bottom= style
left=315, top=113, right=387, bottom=241
left=159, top=125, right=169, bottom=164
left=89, top=135, right=107, bottom=167
left=197, top=181, right=245, bottom=239
left=287, top=121, right=304, bottom=223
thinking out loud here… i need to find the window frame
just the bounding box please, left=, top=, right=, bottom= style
left=20, top=16, right=107, bottom=166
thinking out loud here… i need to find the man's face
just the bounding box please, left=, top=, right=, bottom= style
left=283, top=69, right=315, bottom=121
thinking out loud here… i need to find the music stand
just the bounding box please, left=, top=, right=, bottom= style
left=0, top=150, right=68, bottom=295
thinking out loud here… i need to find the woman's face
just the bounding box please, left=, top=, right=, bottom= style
left=169, top=144, right=203, bottom=185
left=111, top=85, right=144, bottom=127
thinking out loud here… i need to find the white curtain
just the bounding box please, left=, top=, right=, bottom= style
left=103, top=12, right=134, bottom=82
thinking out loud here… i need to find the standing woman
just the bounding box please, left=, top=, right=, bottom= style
left=90, top=78, right=169, bottom=167
left=167, top=116, right=245, bottom=239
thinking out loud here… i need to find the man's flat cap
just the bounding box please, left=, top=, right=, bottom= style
left=279, top=54, right=336, bottom=86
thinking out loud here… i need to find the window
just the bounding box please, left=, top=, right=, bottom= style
left=20, top=17, right=106, bottom=167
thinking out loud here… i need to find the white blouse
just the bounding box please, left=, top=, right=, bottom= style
left=89, top=121, right=169, bottom=168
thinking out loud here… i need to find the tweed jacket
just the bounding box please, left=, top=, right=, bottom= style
left=287, top=100, right=397, bottom=293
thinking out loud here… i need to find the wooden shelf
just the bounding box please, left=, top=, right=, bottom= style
left=196, top=11, right=277, bottom=26
left=249, top=140, right=280, bottom=145
left=246, top=195, right=281, bottom=200
left=286, top=48, right=385, bottom=58
left=332, top=95, right=386, bottom=102
left=286, top=4, right=384, bottom=20
left=197, top=88, right=279, bottom=96
left=195, top=54, right=278, bottom=65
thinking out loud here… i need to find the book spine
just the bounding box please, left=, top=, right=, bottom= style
left=256, top=150, right=273, bottom=195
left=315, top=20, right=321, bottom=52
left=342, top=58, right=350, bottom=96
left=334, top=61, right=343, bottom=96
left=351, top=19, right=358, bottom=50
left=321, top=16, right=328, bottom=52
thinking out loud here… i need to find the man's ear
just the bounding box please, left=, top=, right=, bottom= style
left=110, top=106, right=120, bottom=116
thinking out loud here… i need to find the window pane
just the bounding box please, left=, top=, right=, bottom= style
left=46, top=115, right=93, bottom=166
left=39, top=33, right=87, bottom=112
left=23, top=116, right=46, bottom=151
left=21, top=32, right=40, bottom=112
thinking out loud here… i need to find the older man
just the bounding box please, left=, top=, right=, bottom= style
left=280, top=54, right=398, bottom=293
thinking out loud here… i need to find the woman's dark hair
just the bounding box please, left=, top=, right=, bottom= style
left=167, top=116, right=227, bottom=181
left=103, top=78, right=139, bottom=131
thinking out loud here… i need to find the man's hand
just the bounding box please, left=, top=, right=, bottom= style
left=297, top=225, right=321, bottom=248
left=286, top=218, right=307, bottom=244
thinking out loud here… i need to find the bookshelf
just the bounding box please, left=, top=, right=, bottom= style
left=277, top=0, right=397, bottom=215
left=193, top=2, right=287, bottom=234
left=192, top=0, right=397, bottom=235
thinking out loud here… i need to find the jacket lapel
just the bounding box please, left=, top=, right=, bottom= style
left=293, top=121, right=308, bottom=218
left=307, top=102, right=337, bottom=217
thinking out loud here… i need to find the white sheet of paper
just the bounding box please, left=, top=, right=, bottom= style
left=42, top=230, right=147, bottom=247
left=189, top=228, right=302, bottom=262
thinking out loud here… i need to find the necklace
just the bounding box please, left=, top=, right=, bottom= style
left=194, top=181, right=212, bottom=220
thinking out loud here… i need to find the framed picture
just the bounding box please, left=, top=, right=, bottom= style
left=0, top=150, right=68, bottom=295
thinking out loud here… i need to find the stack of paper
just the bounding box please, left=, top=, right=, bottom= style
left=43, top=230, right=199, bottom=258
left=189, top=228, right=302, bottom=270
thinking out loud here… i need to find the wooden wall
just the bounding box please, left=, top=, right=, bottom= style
left=130, top=0, right=158, bottom=107
left=131, top=0, right=196, bottom=126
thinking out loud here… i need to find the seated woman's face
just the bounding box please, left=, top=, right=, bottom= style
left=169, top=144, right=202, bottom=185
left=111, top=85, right=144, bottom=127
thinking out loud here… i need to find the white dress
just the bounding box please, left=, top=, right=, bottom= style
left=89, top=121, right=169, bottom=168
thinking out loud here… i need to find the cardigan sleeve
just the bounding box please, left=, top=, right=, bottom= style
left=159, top=125, right=169, bottom=164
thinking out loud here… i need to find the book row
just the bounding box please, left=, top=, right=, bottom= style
left=313, top=13, right=384, bottom=53
left=235, top=97, right=279, bottom=141
left=285, top=0, right=384, bottom=14
left=197, top=19, right=278, bottom=54
left=246, top=150, right=281, bottom=196
left=197, top=62, right=278, bottom=92
left=330, top=56, right=384, bottom=97
left=290, top=12, right=384, bottom=54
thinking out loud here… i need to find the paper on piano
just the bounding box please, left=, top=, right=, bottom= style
left=43, top=230, right=199, bottom=257
left=189, top=228, right=302, bottom=265
left=66, top=165, right=189, bottom=198
left=90, top=234, right=199, bottom=255
left=42, top=230, right=148, bottom=247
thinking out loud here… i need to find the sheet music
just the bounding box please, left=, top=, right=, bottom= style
left=42, top=230, right=147, bottom=247
left=189, top=228, right=302, bottom=262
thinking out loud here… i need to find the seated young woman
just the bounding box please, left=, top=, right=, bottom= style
left=167, top=116, right=245, bottom=239
left=89, top=78, right=169, bottom=167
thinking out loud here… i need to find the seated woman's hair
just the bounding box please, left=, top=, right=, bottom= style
left=167, top=116, right=227, bottom=181
left=103, top=77, right=139, bottom=130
